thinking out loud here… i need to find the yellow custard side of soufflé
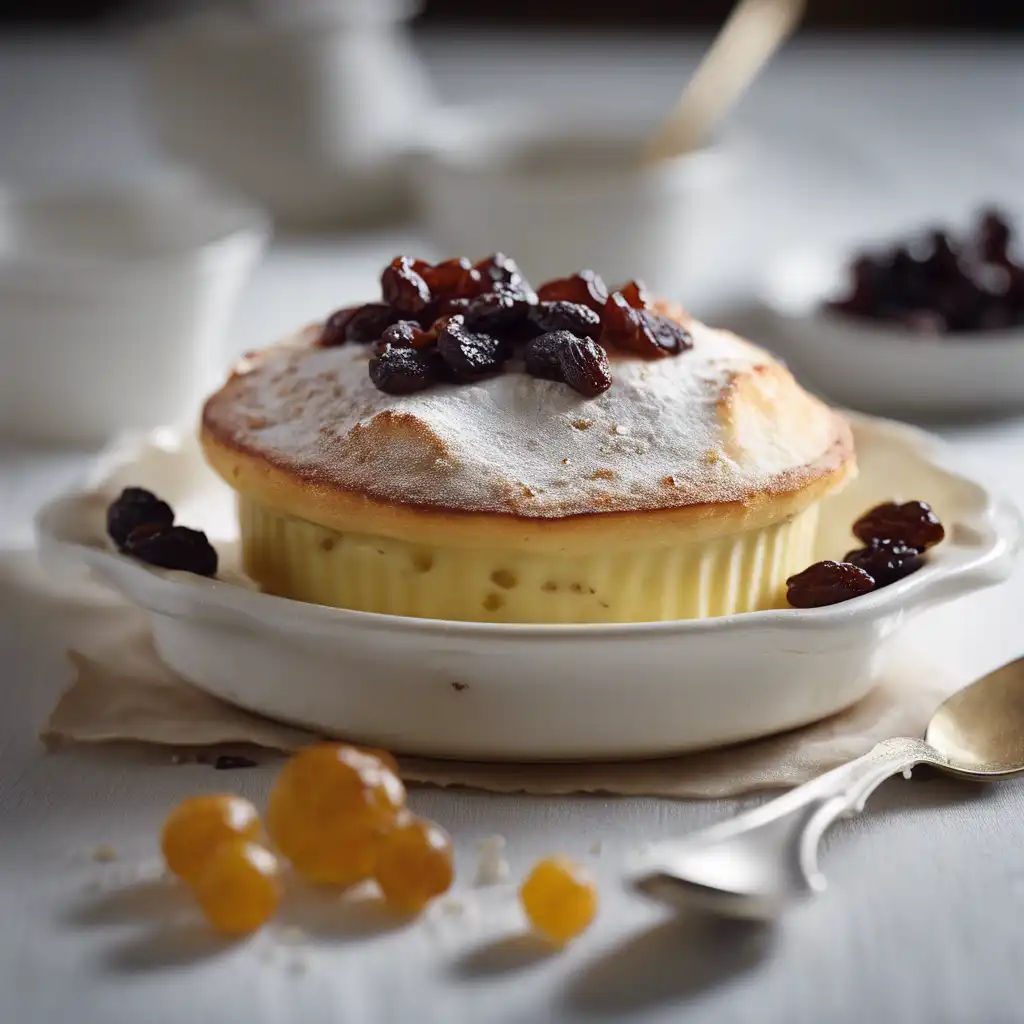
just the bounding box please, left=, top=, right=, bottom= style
left=234, top=494, right=821, bottom=622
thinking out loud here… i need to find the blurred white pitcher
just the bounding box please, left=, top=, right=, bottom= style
left=137, top=0, right=432, bottom=227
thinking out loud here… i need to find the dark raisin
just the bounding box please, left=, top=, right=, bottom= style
left=828, top=213, right=1024, bottom=333
left=124, top=524, right=218, bottom=577
left=786, top=560, right=875, bottom=608
left=319, top=306, right=361, bottom=347
left=642, top=312, right=694, bottom=355
left=381, top=256, right=432, bottom=314
left=421, top=257, right=484, bottom=301
left=107, top=487, right=174, bottom=550
left=616, top=280, right=650, bottom=309
left=844, top=539, right=923, bottom=587
left=464, top=289, right=534, bottom=332
left=901, top=310, right=947, bottom=334
left=523, top=331, right=570, bottom=383
left=380, top=320, right=436, bottom=350
left=559, top=336, right=612, bottom=398
left=920, top=230, right=961, bottom=278
left=977, top=208, right=1012, bottom=264
left=368, top=345, right=445, bottom=394
left=421, top=296, right=473, bottom=324
left=527, top=301, right=601, bottom=339
left=601, top=291, right=634, bottom=335
left=213, top=754, right=258, bottom=770
left=437, top=315, right=511, bottom=382
left=1008, top=266, right=1024, bottom=311
left=342, top=303, right=403, bottom=344
left=976, top=302, right=1016, bottom=331
left=828, top=254, right=886, bottom=317
left=537, top=270, right=609, bottom=314
left=852, top=500, right=945, bottom=551
left=938, top=277, right=988, bottom=332
left=601, top=295, right=693, bottom=357
left=475, top=252, right=525, bottom=290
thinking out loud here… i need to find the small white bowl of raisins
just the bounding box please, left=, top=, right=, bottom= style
left=759, top=209, right=1024, bottom=419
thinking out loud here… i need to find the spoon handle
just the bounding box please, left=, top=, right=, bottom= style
left=634, top=737, right=941, bottom=918
left=641, top=0, right=806, bottom=164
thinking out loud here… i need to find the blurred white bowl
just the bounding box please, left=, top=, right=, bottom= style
left=759, top=248, right=1024, bottom=418
left=414, top=106, right=732, bottom=298
left=0, top=179, right=268, bottom=445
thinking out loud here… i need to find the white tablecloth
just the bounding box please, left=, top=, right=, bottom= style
left=3, top=31, right=1024, bottom=1024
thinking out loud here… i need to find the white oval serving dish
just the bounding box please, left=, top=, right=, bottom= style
left=35, top=414, right=1020, bottom=761
left=759, top=248, right=1024, bottom=418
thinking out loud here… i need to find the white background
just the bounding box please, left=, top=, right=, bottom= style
left=3, top=30, right=1024, bottom=1024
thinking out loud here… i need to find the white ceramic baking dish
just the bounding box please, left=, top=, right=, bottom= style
left=35, top=414, right=1020, bottom=761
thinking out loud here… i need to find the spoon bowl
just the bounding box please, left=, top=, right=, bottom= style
left=634, top=655, right=1024, bottom=918
left=925, top=659, right=1024, bottom=778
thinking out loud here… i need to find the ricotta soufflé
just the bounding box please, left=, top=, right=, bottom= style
left=201, top=257, right=855, bottom=623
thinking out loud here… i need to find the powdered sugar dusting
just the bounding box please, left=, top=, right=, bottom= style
left=204, top=320, right=842, bottom=517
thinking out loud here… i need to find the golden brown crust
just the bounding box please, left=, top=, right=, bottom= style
left=200, top=416, right=854, bottom=553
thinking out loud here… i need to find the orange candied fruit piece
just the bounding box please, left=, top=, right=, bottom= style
left=266, top=743, right=406, bottom=886
left=160, top=793, right=261, bottom=885
left=519, top=857, right=598, bottom=944
left=358, top=746, right=400, bottom=776
left=194, top=839, right=281, bottom=935
left=375, top=814, right=454, bottom=914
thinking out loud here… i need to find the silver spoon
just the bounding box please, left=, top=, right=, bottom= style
left=632, top=656, right=1024, bottom=919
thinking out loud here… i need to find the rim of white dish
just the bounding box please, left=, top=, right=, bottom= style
left=762, top=247, right=1024, bottom=348
left=35, top=414, right=1022, bottom=641
left=0, top=179, right=270, bottom=274
left=814, top=306, right=1024, bottom=348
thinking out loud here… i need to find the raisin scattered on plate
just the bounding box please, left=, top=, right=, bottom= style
left=106, top=487, right=174, bottom=550
left=852, top=500, right=945, bottom=551
left=436, top=315, right=511, bottom=382
left=844, top=539, right=923, bottom=587
left=785, top=560, right=875, bottom=608
left=528, top=301, right=601, bottom=339
left=537, top=270, right=609, bottom=314
left=124, top=524, right=218, bottom=577
left=381, top=256, right=432, bottom=315
left=369, top=346, right=447, bottom=394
